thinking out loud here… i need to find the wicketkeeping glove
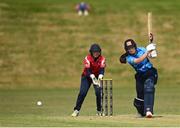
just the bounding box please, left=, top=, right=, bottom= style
left=98, top=74, right=103, bottom=80
left=90, top=74, right=100, bottom=86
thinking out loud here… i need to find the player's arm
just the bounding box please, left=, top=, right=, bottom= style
left=98, top=68, right=104, bottom=80
left=99, top=57, right=105, bottom=75
left=134, top=43, right=156, bottom=64
left=75, top=4, right=80, bottom=11
left=134, top=52, right=148, bottom=64
left=98, top=57, right=106, bottom=80
left=86, top=68, right=92, bottom=77
left=99, top=68, right=105, bottom=75
left=83, top=56, right=92, bottom=77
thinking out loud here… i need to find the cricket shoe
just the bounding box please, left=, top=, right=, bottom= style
left=71, top=110, right=79, bottom=117
left=146, top=111, right=153, bottom=118
left=96, top=111, right=102, bottom=116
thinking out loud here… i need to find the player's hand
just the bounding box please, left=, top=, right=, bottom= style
left=98, top=74, right=103, bottom=81
left=148, top=50, right=157, bottom=58
left=90, top=74, right=100, bottom=86
left=146, top=43, right=156, bottom=52
left=149, top=33, right=153, bottom=42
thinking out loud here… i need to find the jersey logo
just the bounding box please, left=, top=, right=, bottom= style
left=127, top=41, right=132, bottom=46
left=84, top=56, right=90, bottom=68
left=101, top=58, right=106, bottom=67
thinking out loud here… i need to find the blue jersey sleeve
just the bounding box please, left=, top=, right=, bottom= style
left=86, top=68, right=92, bottom=77
left=99, top=68, right=105, bottom=75
left=139, top=47, right=147, bottom=53
left=126, top=56, right=135, bottom=65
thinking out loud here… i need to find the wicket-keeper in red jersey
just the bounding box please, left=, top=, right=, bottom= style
left=72, top=43, right=106, bottom=117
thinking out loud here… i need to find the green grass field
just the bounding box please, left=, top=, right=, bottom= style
left=0, top=0, right=180, bottom=127
left=0, top=87, right=180, bottom=127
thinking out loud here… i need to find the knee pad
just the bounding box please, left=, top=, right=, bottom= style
left=144, top=78, right=155, bottom=93
left=133, top=98, right=145, bottom=116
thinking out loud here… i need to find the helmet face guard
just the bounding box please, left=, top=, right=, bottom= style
left=89, top=43, right=101, bottom=59
left=124, top=39, right=137, bottom=53
left=89, top=43, right=101, bottom=53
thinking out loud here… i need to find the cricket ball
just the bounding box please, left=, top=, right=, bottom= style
left=37, top=101, right=42, bottom=106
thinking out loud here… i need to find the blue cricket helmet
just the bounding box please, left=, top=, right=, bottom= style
left=89, top=43, right=101, bottom=54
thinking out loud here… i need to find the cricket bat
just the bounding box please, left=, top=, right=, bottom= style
left=148, top=12, right=152, bottom=43
left=147, top=12, right=157, bottom=58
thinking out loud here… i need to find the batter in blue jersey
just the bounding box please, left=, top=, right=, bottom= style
left=120, top=37, right=158, bottom=118
left=126, top=47, right=153, bottom=73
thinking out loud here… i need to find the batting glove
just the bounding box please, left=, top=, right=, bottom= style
left=148, top=50, right=157, bottom=58
left=146, top=43, right=156, bottom=52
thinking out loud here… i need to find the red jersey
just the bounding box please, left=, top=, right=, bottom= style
left=82, top=54, right=106, bottom=77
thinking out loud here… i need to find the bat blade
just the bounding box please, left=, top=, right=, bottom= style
left=148, top=12, right=152, bottom=43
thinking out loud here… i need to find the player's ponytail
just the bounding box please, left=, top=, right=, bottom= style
left=119, top=52, right=128, bottom=64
